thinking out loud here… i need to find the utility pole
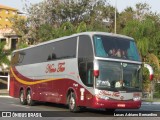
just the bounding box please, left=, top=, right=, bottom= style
left=114, top=0, right=117, bottom=34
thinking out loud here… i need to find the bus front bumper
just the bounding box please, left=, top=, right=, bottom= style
left=91, top=96, right=141, bottom=109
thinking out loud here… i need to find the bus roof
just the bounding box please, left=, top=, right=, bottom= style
left=13, top=32, right=134, bottom=53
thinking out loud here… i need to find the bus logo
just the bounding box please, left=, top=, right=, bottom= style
left=57, top=62, right=65, bottom=72
left=45, top=62, right=65, bottom=73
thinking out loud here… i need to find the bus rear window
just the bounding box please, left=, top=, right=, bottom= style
left=93, top=35, right=141, bottom=61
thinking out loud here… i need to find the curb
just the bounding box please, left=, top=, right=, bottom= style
left=142, top=102, right=160, bottom=105
left=0, top=95, right=13, bottom=98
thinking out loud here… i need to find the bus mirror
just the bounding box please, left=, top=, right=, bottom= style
left=144, top=63, right=154, bottom=81
left=149, top=74, right=154, bottom=81
left=19, top=51, right=26, bottom=55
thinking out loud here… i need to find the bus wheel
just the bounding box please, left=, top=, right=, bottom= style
left=27, top=90, right=35, bottom=106
left=68, top=92, right=80, bottom=112
left=19, top=90, right=27, bottom=105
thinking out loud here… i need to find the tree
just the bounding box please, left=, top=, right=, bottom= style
left=37, top=24, right=55, bottom=42
left=11, top=14, right=29, bottom=48
left=119, top=3, right=160, bottom=93
left=0, top=43, right=10, bottom=71
left=121, top=3, right=160, bottom=60
left=16, top=0, right=112, bottom=43
left=118, top=7, right=135, bottom=32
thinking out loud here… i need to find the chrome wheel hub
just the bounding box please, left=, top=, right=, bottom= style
left=69, top=97, right=75, bottom=110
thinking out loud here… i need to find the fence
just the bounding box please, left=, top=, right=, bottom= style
left=0, top=74, right=10, bottom=91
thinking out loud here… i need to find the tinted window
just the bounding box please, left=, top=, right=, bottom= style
left=78, top=35, right=93, bottom=59
left=47, top=37, right=77, bottom=60
left=79, top=62, right=93, bottom=87
left=96, top=60, right=142, bottom=91
left=93, top=35, right=141, bottom=61
left=78, top=35, right=94, bottom=87
left=12, top=37, right=77, bottom=66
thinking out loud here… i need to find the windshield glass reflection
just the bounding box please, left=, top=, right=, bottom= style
left=96, top=61, right=142, bottom=91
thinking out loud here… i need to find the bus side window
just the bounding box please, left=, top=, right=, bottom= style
left=87, top=62, right=94, bottom=86
left=47, top=53, right=56, bottom=61
left=78, top=35, right=94, bottom=87
left=47, top=55, right=52, bottom=61
left=52, top=53, right=56, bottom=59
left=79, top=62, right=87, bottom=84
left=78, top=35, right=93, bottom=59
left=79, top=62, right=93, bottom=87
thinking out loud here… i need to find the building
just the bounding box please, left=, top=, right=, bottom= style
left=0, top=4, right=18, bottom=28
left=0, top=4, right=22, bottom=91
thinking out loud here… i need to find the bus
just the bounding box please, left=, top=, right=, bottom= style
left=9, top=32, right=142, bottom=112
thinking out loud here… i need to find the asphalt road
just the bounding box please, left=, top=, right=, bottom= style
left=0, top=97, right=159, bottom=120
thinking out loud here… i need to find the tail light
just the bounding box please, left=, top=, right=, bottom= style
left=94, top=60, right=99, bottom=77
left=94, top=70, right=99, bottom=77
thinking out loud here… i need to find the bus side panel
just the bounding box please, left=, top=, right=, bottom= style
left=38, top=80, right=62, bottom=103
left=51, top=79, right=67, bottom=104
left=36, top=78, right=93, bottom=106
left=30, top=79, right=68, bottom=104
left=9, top=71, right=15, bottom=97
left=38, top=78, right=79, bottom=104
left=9, top=68, right=20, bottom=98
left=65, top=79, right=94, bottom=107
left=31, top=84, right=41, bottom=101
left=10, top=58, right=95, bottom=107
left=10, top=65, right=95, bottom=107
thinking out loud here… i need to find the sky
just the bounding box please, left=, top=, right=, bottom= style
left=0, top=0, right=160, bottom=13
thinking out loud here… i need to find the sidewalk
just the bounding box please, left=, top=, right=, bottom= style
left=0, top=89, right=9, bottom=96
left=0, top=89, right=13, bottom=98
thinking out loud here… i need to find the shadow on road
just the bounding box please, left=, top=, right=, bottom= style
left=30, top=102, right=120, bottom=117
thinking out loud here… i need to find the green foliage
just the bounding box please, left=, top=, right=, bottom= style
left=142, top=67, right=150, bottom=92
left=59, top=22, right=76, bottom=37
left=137, top=38, right=149, bottom=56
left=37, top=24, right=55, bottom=42
left=76, top=21, right=87, bottom=33
left=17, top=42, right=28, bottom=49
left=0, top=43, right=10, bottom=67
left=154, top=83, right=160, bottom=98
left=20, top=0, right=111, bottom=43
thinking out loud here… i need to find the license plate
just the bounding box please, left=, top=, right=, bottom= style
left=117, top=104, right=125, bottom=107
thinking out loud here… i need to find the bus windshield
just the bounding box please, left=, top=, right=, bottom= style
left=96, top=61, right=142, bottom=91
left=93, top=35, right=141, bottom=61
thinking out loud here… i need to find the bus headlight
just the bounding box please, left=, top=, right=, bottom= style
left=133, top=96, right=141, bottom=101
left=133, top=93, right=141, bottom=101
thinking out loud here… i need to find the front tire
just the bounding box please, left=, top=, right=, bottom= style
left=26, top=90, right=35, bottom=106
left=19, top=90, right=27, bottom=105
left=68, top=92, right=80, bottom=112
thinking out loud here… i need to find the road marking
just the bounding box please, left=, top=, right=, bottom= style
left=0, top=96, right=13, bottom=98
left=11, top=104, right=30, bottom=109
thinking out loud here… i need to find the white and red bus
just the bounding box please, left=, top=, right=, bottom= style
left=9, top=32, right=142, bottom=112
